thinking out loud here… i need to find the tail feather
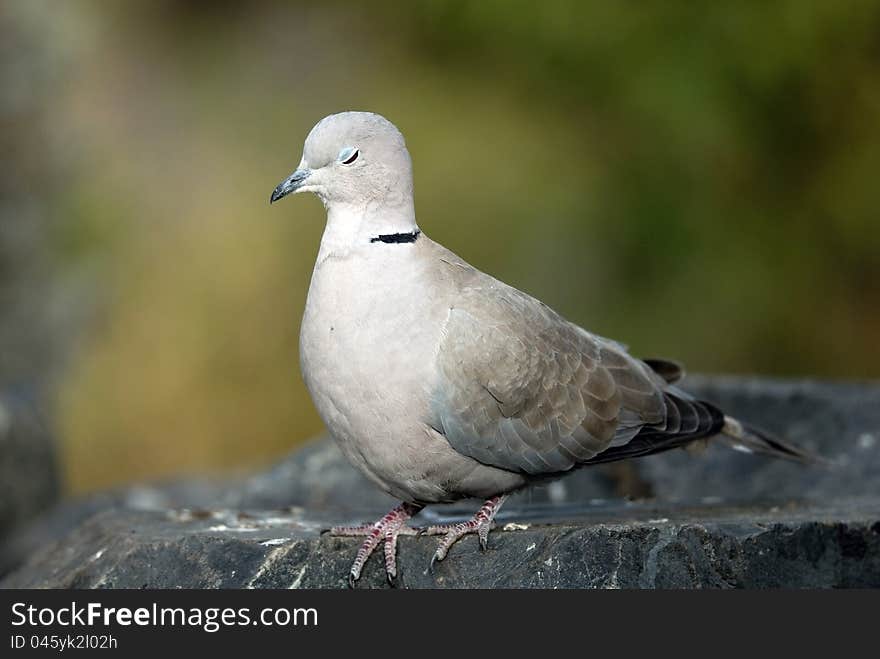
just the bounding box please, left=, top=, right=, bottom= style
left=720, top=416, right=830, bottom=466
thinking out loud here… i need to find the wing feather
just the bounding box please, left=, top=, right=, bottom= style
left=430, top=275, right=683, bottom=474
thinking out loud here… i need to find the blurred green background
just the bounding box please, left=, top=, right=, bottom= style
left=2, top=1, right=879, bottom=496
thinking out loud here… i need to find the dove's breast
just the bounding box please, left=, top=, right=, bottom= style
left=298, top=238, right=526, bottom=503
left=297, top=243, right=452, bottom=501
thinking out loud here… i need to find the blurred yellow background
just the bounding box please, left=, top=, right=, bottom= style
left=2, top=1, right=879, bottom=495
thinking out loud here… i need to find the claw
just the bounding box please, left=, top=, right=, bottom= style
left=328, top=502, right=423, bottom=585
left=387, top=569, right=403, bottom=588
left=330, top=498, right=508, bottom=583
left=423, top=495, right=507, bottom=573
left=478, top=521, right=494, bottom=551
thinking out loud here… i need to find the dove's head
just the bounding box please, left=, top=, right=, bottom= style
left=270, top=112, right=413, bottom=209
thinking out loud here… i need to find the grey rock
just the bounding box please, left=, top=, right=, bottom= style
left=2, top=499, right=877, bottom=589
left=2, top=376, right=879, bottom=588
left=644, top=375, right=880, bottom=502
left=0, top=393, right=59, bottom=543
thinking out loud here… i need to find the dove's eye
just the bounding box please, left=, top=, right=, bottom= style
left=339, top=147, right=359, bottom=165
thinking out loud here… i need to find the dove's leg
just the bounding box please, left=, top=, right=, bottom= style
left=329, top=502, right=423, bottom=586
left=423, top=495, right=507, bottom=566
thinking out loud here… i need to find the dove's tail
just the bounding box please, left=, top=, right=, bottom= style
left=718, top=416, right=829, bottom=466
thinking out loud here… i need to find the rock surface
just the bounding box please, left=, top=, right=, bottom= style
left=3, top=376, right=879, bottom=588
left=3, top=499, right=878, bottom=589
left=0, top=393, right=59, bottom=544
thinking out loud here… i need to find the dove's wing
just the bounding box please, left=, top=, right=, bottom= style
left=430, top=272, right=723, bottom=475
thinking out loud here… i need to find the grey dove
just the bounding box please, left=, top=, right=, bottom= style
left=270, top=111, right=817, bottom=586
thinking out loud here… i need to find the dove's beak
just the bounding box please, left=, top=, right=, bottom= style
left=270, top=169, right=311, bottom=204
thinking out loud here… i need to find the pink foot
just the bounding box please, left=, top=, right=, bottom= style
left=423, top=495, right=507, bottom=568
left=329, top=502, right=423, bottom=586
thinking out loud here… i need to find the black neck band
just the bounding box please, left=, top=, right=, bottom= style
left=370, top=230, right=421, bottom=244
